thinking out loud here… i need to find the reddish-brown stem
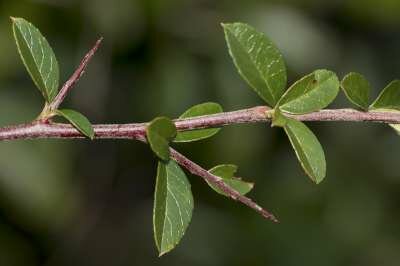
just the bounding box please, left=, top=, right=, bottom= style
left=135, top=133, right=278, bottom=222
left=1, top=107, right=399, bottom=141
left=49, top=37, right=103, bottom=111
left=169, top=148, right=278, bottom=222
left=1, top=107, right=399, bottom=222
left=7, top=35, right=400, bottom=223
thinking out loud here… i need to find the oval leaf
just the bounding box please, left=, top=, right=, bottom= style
left=55, top=109, right=94, bottom=139
left=341, top=72, right=370, bottom=111
left=284, top=118, right=326, bottom=184
left=174, top=102, right=223, bottom=142
left=222, top=23, right=287, bottom=106
left=370, top=80, right=400, bottom=110
left=12, top=17, right=59, bottom=102
left=147, top=117, right=177, bottom=161
left=153, top=160, right=194, bottom=256
left=278, top=69, right=339, bottom=114
left=207, top=164, right=253, bottom=196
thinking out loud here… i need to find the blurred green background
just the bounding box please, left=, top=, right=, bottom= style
left=0, top=0, right=400, bottom=265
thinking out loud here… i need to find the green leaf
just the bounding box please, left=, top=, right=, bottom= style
left=278, top=69, right=339, bottom=114
left=147, top=117, right=177, bottom=161
left=389, top=124, right=400, bottom=136
left=341, top=72, right=370, bottom=110
left=153, top=160, right=194, bottom=256
left=370, top=80, right=400, bottom=110
left=207, top=164, right=253, bottom=196
left=283, top=117, right=326, bottom=184
left=12, top=17, right=59, bottom=102
left=222, top=22, right=287, bottom=106
left=174, top=102, right=223, bottom=142
left=55, top=109, right=94, bottom=139
left=271, top=108, right=288, bottom=127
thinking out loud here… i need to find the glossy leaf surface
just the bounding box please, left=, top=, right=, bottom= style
left=12, top=17, right=59, bottom=102
left=370, top=80, right=400, bottom=110
left=278, top=69, right=339, bottom=114
left=341, top=72, right=370, bottom=110
left=223, top=23, right=287, bottom=106
left=153, top=160, right=193, bottom=256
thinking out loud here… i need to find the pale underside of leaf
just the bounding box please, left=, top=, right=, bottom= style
left=223, top=23, right=287, bottom=106
left=278, top=69, right=339, bottom=114
left=153, top=160, right=194, bottom=256
left=207, top=164, right=253, bottom=196
left=174, top=102, right=223, bottom=142
left=12, top=17, right=59, bottom=102
left=284, top=118, right=326, bottom=184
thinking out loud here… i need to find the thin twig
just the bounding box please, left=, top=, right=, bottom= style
left=7, top=32, right=400, bottom=224
left=169, top=148, right=278, bottom=222
left=135, top=134, right=277, bottom=222
left=1, top=107, right=400, bottom=141
left=49, top=37, right=103, bottom=110
left=0, top=107, right=399, bottom=221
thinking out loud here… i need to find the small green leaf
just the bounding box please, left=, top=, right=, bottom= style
left=147, top=117, right=177, bottom=161
left=283, top=117, right=326, bottom=184
left=370, top=80, right=400, bottom=110
left=222, top=22, right=287, bottom=106
left=55, top=109, right=94, bottom=139
left=174, top=102, right=223, bottom=142
left=390, top=124, right=400, bottom=136
left=278, top=69, right=339, bottom=114
left=153, top=160, right=194, bottom=256
left=207, top=164, right=253, bottom=196
left=341, top=72, right=370, bottom=110
left=12, top=17, right=59, bottom=102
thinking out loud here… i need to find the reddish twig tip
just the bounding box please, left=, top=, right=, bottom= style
left=49, top=37, right=104, bottom=110
left=169, top=148, right=278, bottom=223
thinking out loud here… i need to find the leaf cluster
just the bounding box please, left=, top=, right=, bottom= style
left=12, top=17, right=94, bottom=139
left=9, top=18, right=400, bottom=256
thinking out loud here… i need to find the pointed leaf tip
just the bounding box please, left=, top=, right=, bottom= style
left=283, top=117, right=326, bottom=184
left=55, top=109, right=94, bottom=139
left=271, top=110, right=326, bottom=183
left=174, top=102, right=223, bottom=142
left=153, top=160, right=193, bottom=255
left=223, top=22, right=287, bottom=106
left=12, top=17, right=60, bottom=102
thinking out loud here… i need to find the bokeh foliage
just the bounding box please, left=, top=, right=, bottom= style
left=1, top=0, right=400, bottom=265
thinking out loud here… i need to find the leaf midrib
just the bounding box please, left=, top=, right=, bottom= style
left=225, top=26, right=277, bottom=104
left=283, top=72, right=334, bottom=108
left=284, top=124, right=316, bottom=182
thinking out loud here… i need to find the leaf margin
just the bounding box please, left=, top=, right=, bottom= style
left=11, top=17, right=60, bottom=102
left=55, top=109, right=94, bottom=139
